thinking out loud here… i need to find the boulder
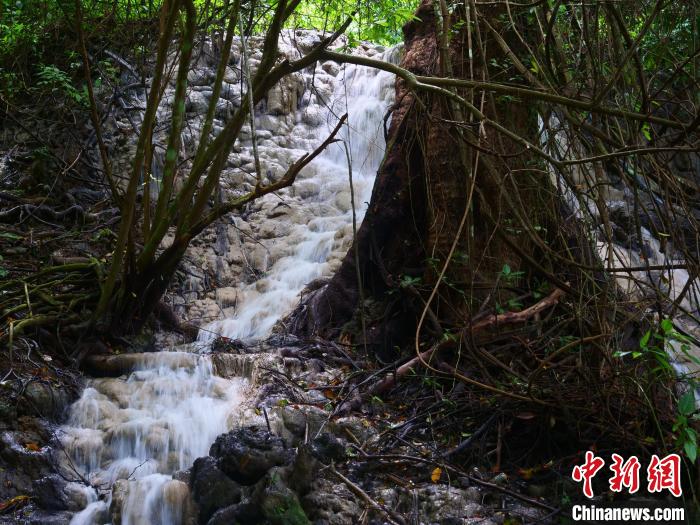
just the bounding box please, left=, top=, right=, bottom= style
left=190, top=456, right=242, bottom=524
left=310, top=433, right=345, bottom=463
left=301, top=478, right=360, bottom=525
left=33, top=475, right=80, bottom=511
left=16, top=381, right=71, bottom=420
left=209, top=426, right=292, bottom=485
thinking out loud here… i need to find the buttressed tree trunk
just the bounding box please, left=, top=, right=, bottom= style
left=291, top=0, right=577, bottom=355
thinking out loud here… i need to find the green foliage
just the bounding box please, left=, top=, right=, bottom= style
left=35, top=64, right=86, bottom=104
left=500, top=264, right=524, bottom=284
left=615, top=318, right=700, bottom=462
left=289, top=0, right=419, bottom=45
left=673, top=390, right=698, bottom=463
left=400, top=274, right=422, bottom=288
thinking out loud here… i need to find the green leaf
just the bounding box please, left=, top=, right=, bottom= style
left=679, top=391, right=696, bottom=415
left=684, top=441, right=697, bottom=463
left=661, top=318, right=674, bottom=334
left=639, top=330, right=651, bottom=349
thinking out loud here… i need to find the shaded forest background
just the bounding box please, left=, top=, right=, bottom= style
left=2, top=0, right=700, bottom=512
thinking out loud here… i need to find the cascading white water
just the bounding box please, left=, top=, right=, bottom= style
left=60, top=44, right=398, bottom=525
left=62, top=354, right=246, bottom=524
left=199, top=47, right=398, bottom=342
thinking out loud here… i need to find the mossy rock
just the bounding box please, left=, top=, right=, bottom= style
left=261, top=488, right=310, bottom=525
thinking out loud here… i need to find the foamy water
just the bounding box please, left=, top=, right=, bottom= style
left=62, top=353, right=246, bottom=524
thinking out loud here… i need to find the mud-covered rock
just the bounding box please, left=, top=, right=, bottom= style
left=190, top=456, right=242, bottom=524
left=209, top=426, right=292, bottom=485
left=310, top=433, right=345, bottom=463
left=34, top=475, right=71, bottom=511
left=246, top=467, right=311, bottom=525
left=0, top=421, right=55, bottom=502
left=16, top=381, right=72, bottom=420
left=301, top=478, right=360, bottom=525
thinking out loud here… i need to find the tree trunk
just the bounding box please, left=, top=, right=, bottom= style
left=291, top=0, right=573, bottom=355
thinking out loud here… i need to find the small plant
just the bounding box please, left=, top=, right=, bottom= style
left=500, top=264, right=524, bottom=285
left=673, top=390, right=698, bottom=462
left=400, top=274, right=422, bottom=288
left=35, top=64, right=85, bottom=105
left=616, top=318, right=700, bottom=462
left=620, top=318, right=699, bottom=375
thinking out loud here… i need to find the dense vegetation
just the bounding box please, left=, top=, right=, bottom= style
left=2, top=0, right=700, bottom=517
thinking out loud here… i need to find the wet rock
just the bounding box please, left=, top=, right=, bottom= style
left=293, top=181, right=320, bottom=199
left=288, top=446, right=317, bottom=495
left=83, top=353, right=198, bottom=377
left=191, top=456, right=242, bottom=524
left=206, top=503, right=247, bottom=525
left=34, top=475, right=71, bottom=511
left=17, top=381, right=71, bottom=420
left=186, top=91, right=210, bottom=114
left=209, top=426, right=292, bottom=485
left=210, top=336, right=247, bottom=354
left=0, top=423, right=55, bottom=502
left=310, top=433, right=345, bottom=463
left=301, top=105, right=324, bottom=126
left=277, top=405, right=328, bottom=440
left=258, top=482, right=310, bottom=524
left=223, top=66, right=240, bottom=84
left=243, top=467, right=311, bottom=525
left=110, top=479, right=127, bottom=524
left=188, top=68, right=215, bottom=86
left=33, top=512, right=74, bottom=525
left=301, top=478, right=360, bottom=525
left=321, top=61, right=340, bottom=76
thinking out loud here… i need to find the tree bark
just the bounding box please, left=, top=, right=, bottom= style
left=290, top=0, right=560, bottom=353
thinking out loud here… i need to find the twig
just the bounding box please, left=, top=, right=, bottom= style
left=329, top=464, right=407, bottom=525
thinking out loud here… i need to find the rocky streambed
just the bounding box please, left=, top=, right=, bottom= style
left=3, top=336, right=547, bottom=525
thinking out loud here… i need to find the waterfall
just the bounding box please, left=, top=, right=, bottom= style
left=63, top=354, right=246, bottom=524
left=60, top=41, right=397, bottom=525
left=199, top=46, right=398, bottom=342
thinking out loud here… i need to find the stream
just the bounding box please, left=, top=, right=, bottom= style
left=59, top=42, right=397, bottom=525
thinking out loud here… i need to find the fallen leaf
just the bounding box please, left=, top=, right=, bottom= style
left=24, top=443, right=40, bottom=452
left=0, top=495, right=30, bottom=514
left=517, top=467, right=536, bottom=480
left=430, top=467, right=442, bottom=483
